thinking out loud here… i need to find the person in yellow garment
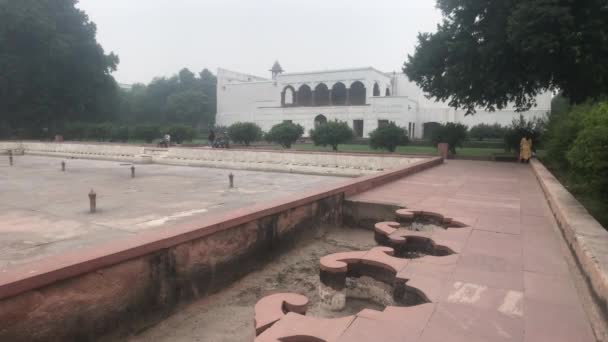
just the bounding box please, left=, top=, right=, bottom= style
left=519, top=134, right=532, bottom=163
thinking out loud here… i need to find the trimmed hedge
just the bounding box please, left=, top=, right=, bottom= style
left=227, top=122, right=262, bottom=146
left=369, top=122, right=409, bottom=152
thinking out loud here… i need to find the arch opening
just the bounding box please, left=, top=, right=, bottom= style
left=331, top=82, right=347, bottom=105
left=373, top=83, right=380, bottom=97
left=349, top=81, right=366, bottom=105
left=314, top=83, right=329, bottom=106
left=282, top=86, right=295, bottom=106
left=297, top=85, right=312, bottom=106
left=314, top=114, right=328, bottom=127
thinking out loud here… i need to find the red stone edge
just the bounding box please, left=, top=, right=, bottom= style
left=530, top=159, right=608, bottom=314
left=0, top=157, right=443, bottom=300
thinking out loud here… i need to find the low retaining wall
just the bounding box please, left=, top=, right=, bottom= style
left=531, top=160, right=608, bottom=319
left=17, top=141, right=146, bottom=162
left=0, top=156, right=442, bottom=341
left=2, top=141, right=426, bottom=176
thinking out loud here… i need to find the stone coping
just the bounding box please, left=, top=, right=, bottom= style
left=1, top=140, right=434, bottom=158
left=531, top=159, right=608, bottom=316
left=1, top=141, right=429, bottom=177
left=0, top=156, right=442, bottom=300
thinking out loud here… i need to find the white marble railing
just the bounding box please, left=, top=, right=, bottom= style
left=2, top=142, right=426, bottom=176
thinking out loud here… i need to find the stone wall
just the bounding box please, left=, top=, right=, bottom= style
left=0, top=195, right=342, bottom=342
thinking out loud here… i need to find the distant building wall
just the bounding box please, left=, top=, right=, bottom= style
left=216, top=66, right=553, bottom=140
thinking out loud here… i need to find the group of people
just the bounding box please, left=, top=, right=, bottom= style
left=207, top=129, right=229, bottom=148
left=158, top=133, right=171, bottom=148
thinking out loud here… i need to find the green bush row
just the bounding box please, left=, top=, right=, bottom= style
left=227, top=121, right=409, bottom=152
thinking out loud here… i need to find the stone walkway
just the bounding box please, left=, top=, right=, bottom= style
left=346, top=160, right=596, bottom=342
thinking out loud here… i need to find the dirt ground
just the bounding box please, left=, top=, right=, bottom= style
left=126, top=227, right=380, bottom=342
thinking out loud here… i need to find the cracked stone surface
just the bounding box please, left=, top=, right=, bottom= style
left=0, top=155, right=343, bottom=270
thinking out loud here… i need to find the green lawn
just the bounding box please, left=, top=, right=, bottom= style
left=290, top=143, right=510, bottom=158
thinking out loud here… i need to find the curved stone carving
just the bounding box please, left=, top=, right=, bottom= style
left=254, top=293, right=309, bottom=335
left=254, top=293, right=436, bottom=342
left=374, top=221, right=460, bottom=260
left=319, top=247, right=431, bottom=310
left=395, top=208, right=469, bottom=228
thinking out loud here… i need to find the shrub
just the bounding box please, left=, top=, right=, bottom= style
left=265, top=122, right=304, bottom=148
left=566, top=102, right=608, bottom=198
left=165, top=125, right=197, bottom=144
left=468, top=123, right=506, bottom=141
left=423, top=122, right=442, bottom=140
left=64, top=122, right=88, bottom=140
left=503, top=114, right=546, bottom=152
left=110, top=125, right=129, bottom=142
left=131, top=125, right=160, bottom=143
left=309, top=120, right=354, bottom=151
left=543, top=103, right=587, bottom=169
left=227, top=122, right=262, bottom=146
left=369, top=122, right=409, bottom=152
left=86, top=123, right=112, bottom=141
left=0, top=121, right=13, bottom=139
left=430, top=122, right=467, bottom=154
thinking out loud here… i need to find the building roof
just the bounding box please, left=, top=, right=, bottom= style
left=280, top=66, right=389, bottom=78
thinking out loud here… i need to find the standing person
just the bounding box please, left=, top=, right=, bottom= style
left=164, top=133, right=171, bottom=147
left=519, top=134, right=532, bottom=163
left=208, top=129, right=216, bottom=148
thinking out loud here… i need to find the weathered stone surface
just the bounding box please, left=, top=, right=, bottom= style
left=254, top=293, right=309, bottom=335
left=531, top=159, right=608, bottom=321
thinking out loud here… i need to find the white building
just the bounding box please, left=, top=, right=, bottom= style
left=216, top=62, right=551, bottom=139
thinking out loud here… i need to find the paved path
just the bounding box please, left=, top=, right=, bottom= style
left=348, top=160, right=596, bottom=342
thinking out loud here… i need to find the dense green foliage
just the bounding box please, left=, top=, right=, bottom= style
left=165, top=125, right=197, bottom=144
left=543, top=101, right=608, bottom=227
left=468, top=124, right=507, bottom=141
left=368, top=123, right=410, bottom=152
left=0, top=0, right=119, bottom=136
left=503, top=115, right=545, bottom=152
left=0, top=1, right=217, bottom=139
left=131, top=125, right=161, bottom=143
left=404, top=0, right=608, bottom=113
left=265, top=122, right=304, bottom=148
left=423, top=122, right=442, bottom=140
left=227, top=122, right=262, bottom=146
left=309, top=121, right=354, bottom=151
left=430, top=123, right=467, bottom=154
left=121, top=68, right=216, bottom=127
left=544, top=104, right=587, bottom=169
left=554, top=103, right=608, bottom=197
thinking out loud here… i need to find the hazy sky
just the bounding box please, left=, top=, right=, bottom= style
left=77, top=0, right=442, bottom=84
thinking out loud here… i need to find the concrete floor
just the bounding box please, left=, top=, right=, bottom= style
left=0, top=155, right=343, bottom=271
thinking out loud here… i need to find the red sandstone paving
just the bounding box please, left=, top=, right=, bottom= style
left=347, top=160, right=596, bottom=342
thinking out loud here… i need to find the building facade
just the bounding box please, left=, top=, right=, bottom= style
left=216, top=63, right=552, bottom=139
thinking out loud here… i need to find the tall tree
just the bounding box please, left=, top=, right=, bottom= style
left=404, top=0, right=608, bottom=114
left=164, top=90, right=210, bottom=126
left=0, top=0, right=119, bottom=133
left=118, top=68, right=217, bottom=127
